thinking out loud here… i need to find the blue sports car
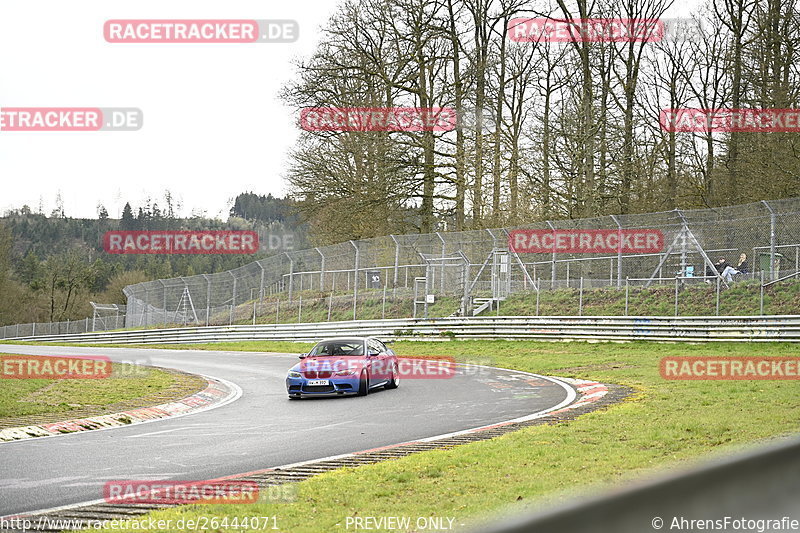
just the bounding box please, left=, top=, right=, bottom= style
left=285, top=337, right=399, bottom=398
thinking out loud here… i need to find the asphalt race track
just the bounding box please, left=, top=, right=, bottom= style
left=0, top=345, right=571, bottom=517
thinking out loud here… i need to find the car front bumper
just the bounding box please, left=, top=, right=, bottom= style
left=286, top=376, right=360, bottom=396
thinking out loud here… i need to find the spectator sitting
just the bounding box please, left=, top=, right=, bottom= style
left=718, top=256, right=742, bottom=282
left=704, top=258, right=723, bottom=283
left=736, top=253, right=750, bottom=275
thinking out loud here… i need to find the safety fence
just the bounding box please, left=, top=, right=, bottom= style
left=0, top=304, right=126, bottom=340
left=120, top=198, right=800, bottom=328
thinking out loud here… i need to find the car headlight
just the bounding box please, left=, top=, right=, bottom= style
left=288, top=371, right=302, bottom=378
left=334, top=369, right=357, bottom=376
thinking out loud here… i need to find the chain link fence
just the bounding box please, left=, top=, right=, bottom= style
left=0, top=304, right=127, bottom=340
left=2, top=198, right=800, bottom=339
left=121, top=198, right=800, bottom=328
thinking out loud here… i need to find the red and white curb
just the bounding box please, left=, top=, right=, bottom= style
left=546, top=377, right=609, bottom=415
left=0, top=374, right=240, bottom=443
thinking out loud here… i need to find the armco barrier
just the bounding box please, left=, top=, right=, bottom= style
left=4, top=315, right=800, bottom=344
left=472, top=434, right=800, bottom=533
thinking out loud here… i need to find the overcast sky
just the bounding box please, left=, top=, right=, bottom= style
left=0, top=0, right=340, bottom=219
left=0, top=0, right=698, bottom=220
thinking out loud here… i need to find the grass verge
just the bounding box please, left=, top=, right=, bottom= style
left=0, top=355, right=175, bottom=420
left=56, top=339, right=800, bottom=533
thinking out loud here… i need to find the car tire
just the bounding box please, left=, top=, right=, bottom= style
left=288, top=394, right=300, bottom=400
left=357, top=370, right=370, bottom=396
left=385, top=364, right=399, bottom=389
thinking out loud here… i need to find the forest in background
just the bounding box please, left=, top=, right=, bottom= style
left=0, top=192, right=304, bottom=326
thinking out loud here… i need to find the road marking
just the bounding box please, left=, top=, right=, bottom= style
left=123, top=427, right=186, bottom=439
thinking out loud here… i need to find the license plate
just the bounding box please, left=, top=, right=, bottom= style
left=307, top=379, right=329, bottom=386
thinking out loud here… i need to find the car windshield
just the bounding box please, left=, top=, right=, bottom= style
left=308, top=340, right=365, bottom=357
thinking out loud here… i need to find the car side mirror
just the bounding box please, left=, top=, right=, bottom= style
left=299, top=353, right=307, bottom=359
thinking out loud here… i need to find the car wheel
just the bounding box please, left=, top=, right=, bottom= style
left=385, top=364, right=399, bottom=389
left=357, top=370, right=370, bottom=396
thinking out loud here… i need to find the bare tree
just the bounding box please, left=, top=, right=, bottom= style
left=608, top=0, right=674, bottom=213
left=713, top=0, right=759, bottom=202
left=682, top=9, right=731, bottom=205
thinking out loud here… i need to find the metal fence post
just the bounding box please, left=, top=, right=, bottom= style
left=716, top=276, right=721, bottom=316
left=350, top=240, right=359, bottom=320
left=579, top=277, right=584, bottom=316
left=625, top=277, right=629, bottom=316
left=258, top=262, right=265, bottom=303
left=203, top=274, right=211, bottom=326
left=762, top=200, right=777, bottom=280
left=230, top=272, right=237, bottom=325
left=390, top=235, right=400, bottom=288
left=546, top=220, right=557, bottom=285
left=316, top=247, right=325, bottom=291
left=674, top=277, right=679, bottom=316
left=436, top=232, right=446, bottom=294
left=160, top=280, right=167, bottom=325
left=610, top=214, right=623, bottom=288
left=285, top=252, right=294, bottom=302
left=144, top=288, right=150, bottom=326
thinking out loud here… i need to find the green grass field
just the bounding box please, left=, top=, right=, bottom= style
left=48, top=338, right=800, bottom=533
left=0, top=355, right=174, bottom=419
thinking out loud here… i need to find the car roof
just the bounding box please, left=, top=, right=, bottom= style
left=315, top=337, right=380, bottom=343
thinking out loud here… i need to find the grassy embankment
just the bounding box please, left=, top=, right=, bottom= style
left=0, top=356, right=176, bottom=420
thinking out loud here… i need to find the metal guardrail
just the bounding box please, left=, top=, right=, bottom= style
left=5, top=315, right=800, bottom=344
left=472, top=434, right=800, bottom=533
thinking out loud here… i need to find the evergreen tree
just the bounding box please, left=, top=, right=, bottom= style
left=120, top=203, right=136, bottom=230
